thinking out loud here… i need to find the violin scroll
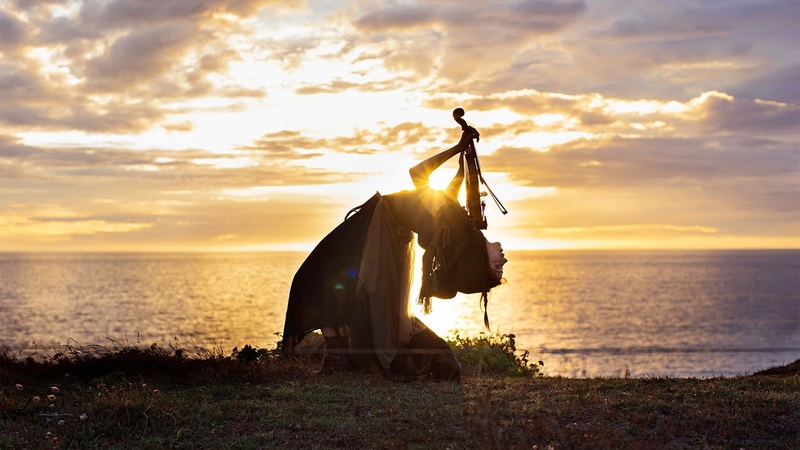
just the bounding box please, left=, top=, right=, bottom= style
left=453, top=108, right=479, bottom=142
left=453, top=108, right=467, bottom=129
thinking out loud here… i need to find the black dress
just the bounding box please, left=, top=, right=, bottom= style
left=281, top=190, right=462, bottom=380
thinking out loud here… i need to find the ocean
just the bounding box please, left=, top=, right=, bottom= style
left=1, top=250, right=798, bottom=378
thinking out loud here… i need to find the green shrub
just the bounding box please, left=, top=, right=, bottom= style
left=231, top=344, right=270, bottom=364
left=447, top=331, right=543, bottom=377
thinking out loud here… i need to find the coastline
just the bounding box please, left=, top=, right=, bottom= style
left=3, top=249, right=798, bottom=379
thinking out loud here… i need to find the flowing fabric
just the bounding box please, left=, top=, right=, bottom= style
left=357, top=195, right=415, bottom=369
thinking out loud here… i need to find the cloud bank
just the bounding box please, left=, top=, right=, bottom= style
left=0, top=0, right=797, bottom=250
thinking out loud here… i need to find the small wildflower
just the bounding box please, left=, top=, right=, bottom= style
left=45, top=432, right=52, bottom=438
left=58, top=420, right=65, bottom=426
left=32, top=396, right=40, bottom=402
left=47, top=395, right=56, bottom=401
left=15, top=383, right=23, bottom=390
left=153, top=389, right=159, bottom=394
left=141, top=383, right=147, bottom=388
left=51, top=386, right=59, bottom=393
left=49, top=404, right=56, bottom=409
left=79, top=413, right=88, bottom=421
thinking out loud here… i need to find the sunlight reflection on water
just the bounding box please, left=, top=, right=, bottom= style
left=1, top=250, right=798, bottom=378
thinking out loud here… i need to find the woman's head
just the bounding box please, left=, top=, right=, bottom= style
left=418, top=203, right=505, bottom=302
left=443, top=232, right=504, bottom=296
left=417, top=200, right=507, bottom=330
left=418, top=226, right=505, bottom=329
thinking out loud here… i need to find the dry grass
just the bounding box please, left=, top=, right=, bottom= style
left=1, top=341, right=798, bottom=449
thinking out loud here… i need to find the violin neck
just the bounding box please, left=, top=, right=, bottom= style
left=464, top=145, right=487, bottom=229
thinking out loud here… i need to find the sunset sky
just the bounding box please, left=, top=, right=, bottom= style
left=1, top=0, right=798, bottom=252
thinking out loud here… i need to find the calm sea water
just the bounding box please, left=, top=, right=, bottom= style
left=1, top=250, right=797, bottom=378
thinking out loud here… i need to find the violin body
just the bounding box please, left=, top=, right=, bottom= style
left=453, top=108, right=488, bottom=229
left=464, top=140, right=487, bottom=229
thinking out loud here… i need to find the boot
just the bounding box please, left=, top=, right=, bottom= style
left=318, top=335, right=354, bottom=374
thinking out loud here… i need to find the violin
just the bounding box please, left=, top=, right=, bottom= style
left=452, top=108, right=507, bottom=230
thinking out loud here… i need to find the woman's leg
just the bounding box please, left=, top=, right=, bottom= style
left=321, top=326, right=337, bottom=338
left=318, top=326, right=354, bottom=373
left=388, top=326, right=461, bottom=381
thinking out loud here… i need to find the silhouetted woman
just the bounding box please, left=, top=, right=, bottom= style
left=281, top=123, right=507, bottom=381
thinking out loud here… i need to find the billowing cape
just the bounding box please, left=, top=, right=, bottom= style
left=281, top=193, right=416, bottom=372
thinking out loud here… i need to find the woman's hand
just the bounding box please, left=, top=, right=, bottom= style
left=459, top=126, right=480, bottom=146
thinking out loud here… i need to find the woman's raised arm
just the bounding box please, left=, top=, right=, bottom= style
left=409, top=127, right=479, bottom=190
left=444, top=152, right=465, bottom=201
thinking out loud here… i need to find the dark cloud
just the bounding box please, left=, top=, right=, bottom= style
left=604, top=0, right=800, bottom=39
left=0, top=63, right=57, bottom=102
left=731, top=63, right=800, bottom=103
left=77, top=0, right=300, bottom=30
left=79, top=0, right=204, bottom=29
left=0, top=9, right=30, bottom=48
left=485, top=136, right=798, bottom=189
left=39, top=15, right=103, bottom=43
left=238, top=131, right=326, bottom=158
left=258, top=35, right=323, bottom=68
left=65, top=101, right=171, bottom=132
left=466, top=0, right=800, bottom=99
left=0, top=62, right=76, bottom=127
left=1, top=143, right=156, bottom=169
left=577, top=110, right=615, bottom=126
left=696, top=93, right=800, bottom=134
left=243, top=123, right=436, bottom=156
left=85, top=23, right=200, bottom=90
left=0, top=135, right=34, bottom=159
left=354, top=4, right=435, bottom=29
left=0, top=73, right=169, bottom=132
left=353, top=1, right=587, bottom=82
left=12, top=0, right=66, bottom=11
left=355, top=0, right=586, bottom=31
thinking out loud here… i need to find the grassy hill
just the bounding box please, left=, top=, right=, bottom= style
left=2, top=336, right=797, bottom=449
